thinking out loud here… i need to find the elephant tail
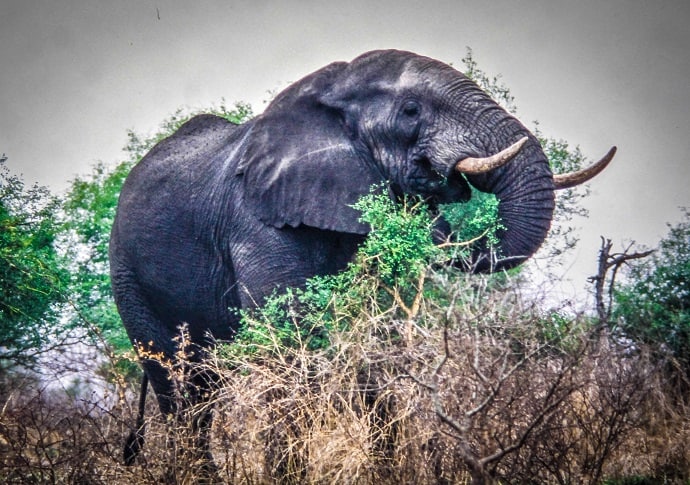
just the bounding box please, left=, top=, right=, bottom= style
left=124, top=373, right=149, bottom=466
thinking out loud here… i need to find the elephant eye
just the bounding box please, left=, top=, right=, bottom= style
left=401, top=100, right=421, bottom=118
left=398, top=100, right=422, bottom=142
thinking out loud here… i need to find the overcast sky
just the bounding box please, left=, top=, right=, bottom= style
left=2, top=0, right=689, bottom=305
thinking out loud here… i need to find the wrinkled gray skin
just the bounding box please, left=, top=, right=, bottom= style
left=110, top=50, right=555, bottom=457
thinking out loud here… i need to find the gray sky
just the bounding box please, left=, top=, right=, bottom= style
left=2, top=0, right=689, bottom=304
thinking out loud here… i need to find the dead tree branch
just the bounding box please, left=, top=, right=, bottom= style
left=589, top=237, right=653, bottom=323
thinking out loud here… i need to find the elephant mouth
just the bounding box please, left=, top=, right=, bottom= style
left=408, top=154, right=472, bottom=203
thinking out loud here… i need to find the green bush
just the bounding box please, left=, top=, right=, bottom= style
left=353, top=192, right=439, bottom=284
left=0, top=158, right=69, bottom=370
left=231, top=188, right=506, bottom=356
left=614, top=209, right=690, bottom=376
left=441, top=189, right=504, bottom=248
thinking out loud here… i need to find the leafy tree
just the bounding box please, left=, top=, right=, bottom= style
left=353, top=192, right=439, bottom=284
left=614, top=209, right=690, bottom=376
left=61, top=160, right=135, bottom=352
left=0, top=156, right=69, bottom=371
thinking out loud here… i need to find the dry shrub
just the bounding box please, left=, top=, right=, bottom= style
left=602, top=358, right=690, bottom=482
left=0, top=371, right=136, bottom=483
left=192, top=270, right=690, bottom=484
left=1, top=270, right=690, bottom=483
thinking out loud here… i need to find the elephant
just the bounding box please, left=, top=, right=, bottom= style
left=109, top=49, right=614, bottom=466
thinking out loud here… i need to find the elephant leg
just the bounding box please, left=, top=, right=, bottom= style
left=162, top=348, right=222, bottom=483
left=124, top=373, right=148, bottom=465
left=113, top=269, right=216, bottom=470
left=113, top=287, right=179, bottom=466
left=111, top=264, right=178, bottom=409
left=186, top=360, right=218, bottom=462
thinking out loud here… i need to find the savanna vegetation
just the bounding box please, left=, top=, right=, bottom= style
left=1, top=52, right=688, bottom=484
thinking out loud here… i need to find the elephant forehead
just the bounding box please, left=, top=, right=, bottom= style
left=396, top=67, right=429, bottom=90
left=393, top=59, right=463, bottom=94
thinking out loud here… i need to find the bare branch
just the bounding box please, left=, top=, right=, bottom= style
left=589, top=237, right=654, bottom=322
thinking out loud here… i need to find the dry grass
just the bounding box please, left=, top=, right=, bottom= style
left=2, top=271, right=689, bottom=483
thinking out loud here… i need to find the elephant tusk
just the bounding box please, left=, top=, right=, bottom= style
left=553, top=146, right=617, bottom=190
left=455, top=136, right=528, bottom=175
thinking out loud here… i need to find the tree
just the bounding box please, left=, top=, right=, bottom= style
left=614, top=209, right=690, bottom=378
left=61, top=160, right=135, bottom=353
left=0, top=155, right=69, bottom=372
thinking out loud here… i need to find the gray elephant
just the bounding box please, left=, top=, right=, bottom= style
left=110, top=49, right=614, bottom=465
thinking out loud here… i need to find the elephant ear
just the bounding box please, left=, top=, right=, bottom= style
left=237, top=62, right=382, bottom=235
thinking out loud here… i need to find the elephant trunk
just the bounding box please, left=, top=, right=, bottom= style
left=464, top=135, right=555, bottom=272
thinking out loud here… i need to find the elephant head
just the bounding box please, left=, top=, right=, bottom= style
left=238, top=50, right=613, bottom=272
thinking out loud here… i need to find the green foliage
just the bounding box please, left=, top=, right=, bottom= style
left=353, top=192, right=438, bottom=284
left=217, top=100, right=254, bottom=124
left=441, top=189, right=504, bottom=248
left=230, top=186, right=520, bottom=358
left=614, top=210, right=690, bottom=373
left=232, top=191, right=440, bottom=355
left=0, top=157, right=69, bottom=369
left=232, top=286, right=334, bottom=355
left=61, top=160, right=142, bottom=352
